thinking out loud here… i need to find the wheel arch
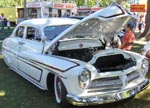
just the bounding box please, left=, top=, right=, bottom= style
left=46, top=72, right=67, bottom=92
left=46, top=72, right=55, bottom=92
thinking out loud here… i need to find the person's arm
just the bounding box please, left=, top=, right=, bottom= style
left=119, top=35, right=134, bottom=49
left=119, top=41, right=126, bottom=49
left=119, top=34, right=128, bottom=49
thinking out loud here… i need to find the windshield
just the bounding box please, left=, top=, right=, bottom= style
left=44, top=25, right=72, bottom=40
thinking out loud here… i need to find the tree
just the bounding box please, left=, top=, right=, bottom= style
left=23, top=0, right=32, bottom=19
left=75, top=0, right=113, bottom=7
left=87, top=0, right=96, bottom=7
left=15, top=0, right=22, bottom=5
left=99, top=0, right=113, bottom=7
left=24, top=0, right=27, bottom=20
left=115, top=0, right=130, bottom=8
left=0, top=0, right=33, bottom=7
left=139, top=0, right=150, bottom=39
left=76, top=0, right=84, bottom=6
left=0, top=0, right=16, bottom=7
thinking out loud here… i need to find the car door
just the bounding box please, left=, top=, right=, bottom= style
left=17, top=26, right=44, bottom=82
left=19, top=26, right=44, bottom=53
left=3, top=26, right=25, bottom=69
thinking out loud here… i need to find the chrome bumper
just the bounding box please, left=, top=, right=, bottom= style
left=67, top=79, right=149, bottom=106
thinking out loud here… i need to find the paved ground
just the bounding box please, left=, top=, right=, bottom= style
left=134, top=29, right=147, bottom=45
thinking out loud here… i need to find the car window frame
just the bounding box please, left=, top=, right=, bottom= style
left=25, top=26, right=42, bottom=42
left=44, top=25, right=72, bottom=40
left=14, top=26, right=25, bottom=38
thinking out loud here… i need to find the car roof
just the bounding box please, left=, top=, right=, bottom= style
left=18, top=18, right=80, bottom=27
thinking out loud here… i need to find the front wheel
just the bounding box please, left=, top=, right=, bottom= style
left=54, top=75, right=69, bottom=108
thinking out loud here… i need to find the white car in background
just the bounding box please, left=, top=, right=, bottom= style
left=2, top=3, right=149, bottom=107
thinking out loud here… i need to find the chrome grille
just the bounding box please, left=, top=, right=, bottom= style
left=88, top=77, right=122, bottom=92
left=127, top=71, right=140, bottom=83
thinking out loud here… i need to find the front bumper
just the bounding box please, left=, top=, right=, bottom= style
left=67, top=79, right=149, bottom=106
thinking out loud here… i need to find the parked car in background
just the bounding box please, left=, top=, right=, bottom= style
left=2, top=3, right=149, bottom=107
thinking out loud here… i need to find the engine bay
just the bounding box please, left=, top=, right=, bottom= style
left=53, top=47, right=104, bottom=62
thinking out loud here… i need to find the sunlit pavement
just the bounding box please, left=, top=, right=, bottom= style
left=134, top=38, right=146, bottom=45
left=134, top=27, right=146, bottom=45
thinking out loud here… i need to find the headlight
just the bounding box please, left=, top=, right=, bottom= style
left=141, top=58, right=149, bottom=75
left=78, top=69, right=91, bottom=89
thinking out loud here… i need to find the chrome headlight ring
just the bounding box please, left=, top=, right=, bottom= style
left=78, top=69, right=91, bottom=89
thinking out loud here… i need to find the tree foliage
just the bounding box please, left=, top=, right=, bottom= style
left=87, top=0, right=96, bottom=7
left=99, top=0, right=113, bottom=7
left=0, top=0, right=129, bottom=8
left=76, top=0, right=85, bottom=7
left=76, top=0, right=113, bottom=7
left=75, top=0, right=128, bottom=7
left=0, top=0, right=33, bottom=7
left=0, top=0, right=16, bottom=7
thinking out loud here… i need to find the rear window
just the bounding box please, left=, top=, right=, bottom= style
left=44, top=25, right=71, bottom=40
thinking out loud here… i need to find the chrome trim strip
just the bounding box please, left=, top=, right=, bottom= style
left=18, top=55, right=79, bottom=72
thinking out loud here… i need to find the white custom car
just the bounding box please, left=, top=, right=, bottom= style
left=2, top=3, right=149, bottom=107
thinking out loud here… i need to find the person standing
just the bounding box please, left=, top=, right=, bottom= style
left=0, top=13, right=5, bottom=32
left=70, top=12, right=75, bottom=16
left=7, top=20, right=10, bottom=33
left=138, top=15, right=144, bottom=33
left=119, top=23, right=135, bottom=50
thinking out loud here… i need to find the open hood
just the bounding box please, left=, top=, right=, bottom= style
left=44, top=3, right=137, bottom=53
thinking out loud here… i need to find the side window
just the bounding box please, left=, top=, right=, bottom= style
left=26, top=27, right=41, bottom=41
left=15, top=26, right=24, bottom=38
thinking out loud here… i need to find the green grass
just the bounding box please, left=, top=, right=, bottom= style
left=0, top=58, right=57, bottom=108
left=131, top=42, right=144, bottom=54
left=0, top=41, right=2, bottom=51
left=0, top=41, right=150, bottom=108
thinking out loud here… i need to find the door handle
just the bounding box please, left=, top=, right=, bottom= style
left=18, top=41, right=25, bottom=45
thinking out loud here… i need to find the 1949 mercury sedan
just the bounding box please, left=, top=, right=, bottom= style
left=2, top=3, right=149, bottom=107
